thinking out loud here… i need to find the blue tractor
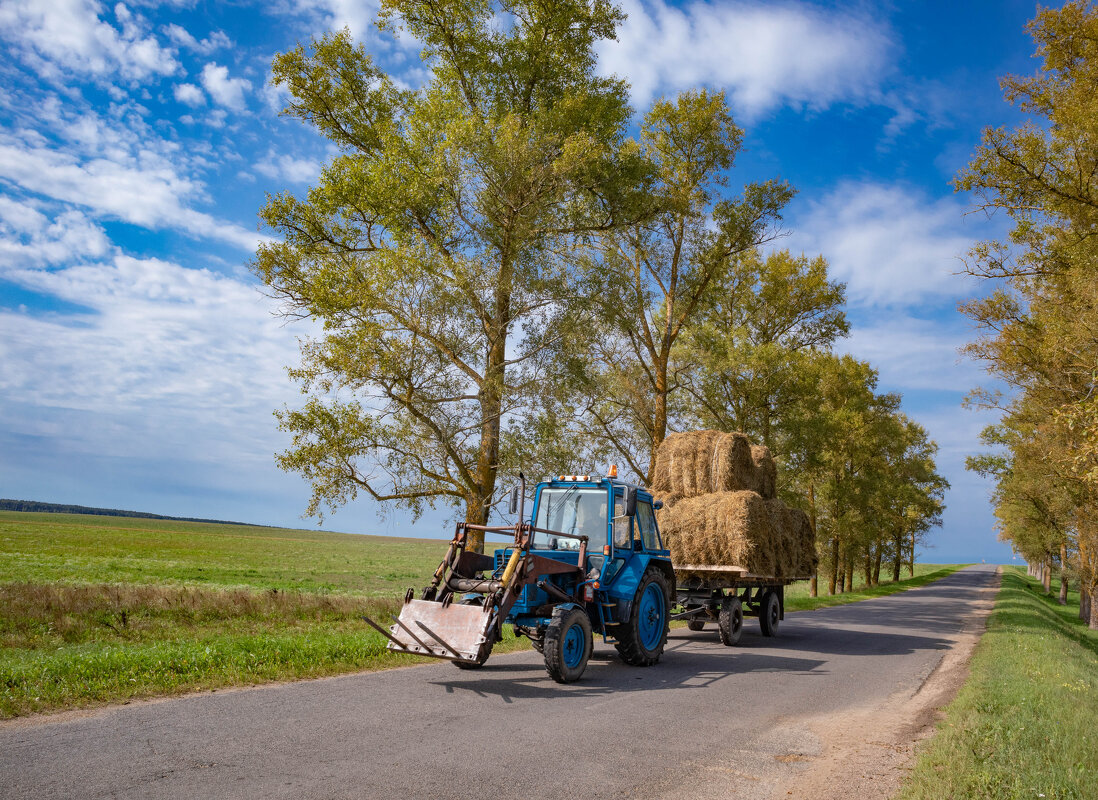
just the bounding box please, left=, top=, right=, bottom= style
left=364, top=472, right=675, bottom=683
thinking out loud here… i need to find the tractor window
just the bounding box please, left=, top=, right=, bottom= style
left=612, top=493, right=632, bottom=548
left=636, top=501, right=661, bottom=550
left=533, top=487, right=608, bottom=552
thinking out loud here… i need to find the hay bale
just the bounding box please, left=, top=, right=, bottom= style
left=749, top=445, right=777, bottom=499
left=657, top=491, right=769, bottom=573
left=657, top=491, right=818, bottom=578
left=651, top=430, right=756, bottom=504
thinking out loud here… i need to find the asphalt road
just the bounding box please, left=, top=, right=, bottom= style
left=0, top=565, right=999, bottom=800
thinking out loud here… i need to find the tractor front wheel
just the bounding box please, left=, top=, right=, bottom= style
left=615, top=567, right=671, bottom=666
left=544, top=606, right=592, bottom=683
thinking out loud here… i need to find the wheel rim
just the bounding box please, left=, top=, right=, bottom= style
left=769, top=599, right=779, bottom=627
left=562, top=621, right=585, bottom=668
left=638, top=583, right=665, bottom=650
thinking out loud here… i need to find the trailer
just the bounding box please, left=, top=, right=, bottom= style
left=670, top=565, right=811, bottom=645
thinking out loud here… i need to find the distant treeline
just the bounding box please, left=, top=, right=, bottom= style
left=0, top=499, right=250, bottom=526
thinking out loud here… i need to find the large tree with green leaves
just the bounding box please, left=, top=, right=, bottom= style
left=566, top=90, right=793, bottom=482
left=254, top=0, right=651, bottom=547
left=957, top=0, right=1098, bottom=625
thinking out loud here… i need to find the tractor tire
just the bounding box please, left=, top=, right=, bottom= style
left=452, top=597, right=492, bottom=669
left=718, top=596, right=743, bottom=646
left=686, top=617, right=706, bottom=632
left=544, top=606, right=592, bottom=684
left=759, top=590, right=780, bottom=637
left=615, top=567, right=671, bottom=667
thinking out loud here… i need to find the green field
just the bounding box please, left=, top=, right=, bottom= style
left=898, top=567, right=1098, bottom=800
left=1, top=510, right=962, bottom=719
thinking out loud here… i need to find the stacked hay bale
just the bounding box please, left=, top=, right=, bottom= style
left=652, top=430, right=817, bottom=578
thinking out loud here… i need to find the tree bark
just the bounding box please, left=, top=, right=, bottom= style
left=863, top=549, right=873, bottom=589
left=809, top=484, right=818, bottom=597
left=1059, top=544, right=1069, bottom=605
left=1080, top=587, right=1091, bottom=622
left=844, top=551, right=854, bottom=592
left=1090, top=586, right=1098, bottom=631
left=1042, top=555, right=1052, bottom=594
left=873, top=546, right=883, bottom=586
left=892, top=535, right=902, bottom=582
left=828, top=536, right=839, bottom=595
left=908, top=531, right=915, bottom=577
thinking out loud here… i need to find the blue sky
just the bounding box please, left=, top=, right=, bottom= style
left=0, top=0, right=1043, bottom=563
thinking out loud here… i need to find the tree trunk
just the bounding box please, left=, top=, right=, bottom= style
left=844, top=551, right=854, bottom=592
left=892, top=535, right=902, bottom=582
left=809, top=484, right=818, bottom=597
left=873, top=546, right=882, bottom=586
left=828, top=536, right=839, bottom=595
left=1080, top=587, right=1091, bottom=623
left=1059, top=544, right=1069, bottom=605
left=1090, top=586, right=1098, bottom=631
left=647, top=358, right=669, bottom=485
left=908, top=531, right=915, bottom=577
left=863, top=549, right=873, bottom=589
left=1042, top=555, right=1052, bottom=594
left=466, top=261, right=512, bottom=553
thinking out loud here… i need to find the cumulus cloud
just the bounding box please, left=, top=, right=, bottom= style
left=787, top=182, right=979, bottom=307
left=0, top=0, right=179, bottom=81
left=163, top=23, right=232, bottom=54
left=200, top=63, right=252, bottom=110
left=599, top=0, right=892, bottom=117
left=255, top=152, right=322, bottom=184
left=173, top=82, right=205, bottom=106
left=0, top=199, right=111, bottom=268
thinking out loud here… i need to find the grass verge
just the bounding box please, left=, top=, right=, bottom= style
left=897, top=567, right=1098, bottom=800
left=783, top=563, right=968, bottom=612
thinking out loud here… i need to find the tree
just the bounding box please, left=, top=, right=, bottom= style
left=567, top=90, right=793, bottom=483
left=254, top=0, right=650, bottom=548
left=957, top=0, right=1098, bottom=626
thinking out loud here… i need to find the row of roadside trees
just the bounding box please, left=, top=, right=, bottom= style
left=254, top=0, right=947, bottom=594
left=959, top=0, right=1098, bottom=628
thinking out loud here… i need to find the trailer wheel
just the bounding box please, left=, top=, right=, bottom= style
left=759, top=590, right=780, bottom=637
left=544, top=606, right=592, bottom=683
left=718, top=597, right=743, bottom=646
left=686, top=617, right=706, bottom=632
left=615, top=567, right=671, bottom=667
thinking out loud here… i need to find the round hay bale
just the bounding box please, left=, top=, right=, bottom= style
left=656, top=491, right=768, bottom=572
left=651, top=430, right=756, bottom=502
left=749, top=445, right=777, bottom=499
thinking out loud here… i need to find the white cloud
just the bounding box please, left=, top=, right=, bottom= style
left=0, top=0, right=179, bottom=81
left=173, top=82, right=206, bottom=106
left=255, top=152, right=322, bottom=184
left=293, top=0, right=382, bottom=40
left=835, top=314, right=983, bottom=395
left=200, top=63, right=252, bottom=110
left=0, top=254, right=305, bottom=462
left=0, top=133, right=263, bottom=250
left=598, top=0, right=892, bottom=117
left=163, top=23, right=232, bottom=54
left=788, top=182, right=979, bottom=307
left=0, top=199, right=111, bottom=268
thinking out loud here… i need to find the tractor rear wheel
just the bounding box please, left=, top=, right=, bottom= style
left=615, top=567, right=671, bottom=667
left=718, top=597, right=743, bottom=646
left=544, top=606, right=592, bottom=683
left=759, top=590, right=781, bottom=637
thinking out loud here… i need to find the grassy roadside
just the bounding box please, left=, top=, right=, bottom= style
left=783, top=563, right=968, bottom=612
left=0, top=511, right=969, bottom=719
left=897, top=567, right=1098, bottom=800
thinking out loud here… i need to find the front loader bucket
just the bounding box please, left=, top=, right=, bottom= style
left=364, top=599, right=494, bottom=664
